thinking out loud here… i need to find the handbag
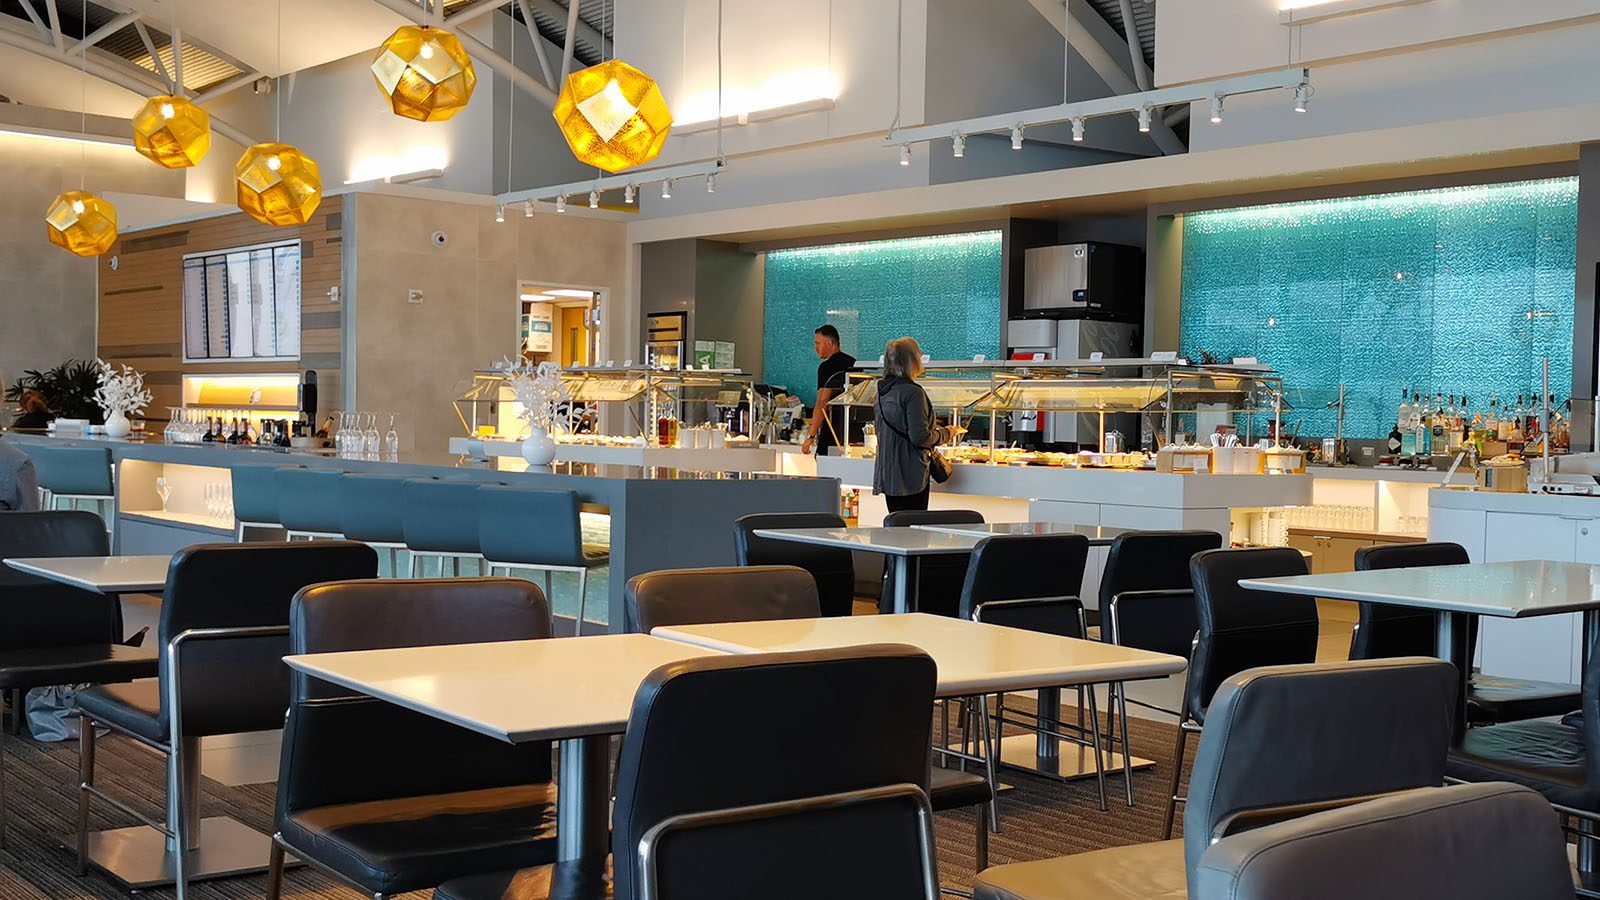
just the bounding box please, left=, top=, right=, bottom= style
left=877, top=400, right=953, bottom=483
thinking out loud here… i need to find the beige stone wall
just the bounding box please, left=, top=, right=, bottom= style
left=350, top=192, right=629, bottom=453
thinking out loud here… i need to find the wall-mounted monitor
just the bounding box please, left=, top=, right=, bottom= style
left=182, top=239, right=302, bottom=362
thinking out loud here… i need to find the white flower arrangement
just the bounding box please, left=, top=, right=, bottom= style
left=495, top=357, right=567, bottom=431
left=92, top=358, right=153, bottom=417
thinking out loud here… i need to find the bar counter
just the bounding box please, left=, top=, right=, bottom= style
left=7, top=431, right=840, bottom=631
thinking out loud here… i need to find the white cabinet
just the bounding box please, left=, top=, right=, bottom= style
left=1477, top=512, right=1583, bottom=684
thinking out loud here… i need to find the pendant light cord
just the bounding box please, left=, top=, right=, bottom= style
left=78, top=0, right=87, bottom=189
left=275, top=0, right=282, bottom=143
left=715, top=0, right=723, bottom=165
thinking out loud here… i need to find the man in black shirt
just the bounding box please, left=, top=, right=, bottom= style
left=802, top=324, right=855, bottom=456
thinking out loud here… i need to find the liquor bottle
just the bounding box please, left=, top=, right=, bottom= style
left=1429, top=394, right=1447, bottom=454
left=1485, top=397, right=1499, bottom=444
left=1456, top=396, right=1470, bottom=451
left=199, top=416, right=213, bottom=442
left=240, top=418, right=253, bottom=446
left=1388, top=422, right=1403, bottom=455
left=1399, top=389, right=1417, bottom=455
left=226, top=417, right=239, bottom=444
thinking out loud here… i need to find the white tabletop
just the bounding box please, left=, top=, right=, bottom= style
left=1240, top=560, right=1600, bottom=618
left=653, top=613, right=1186, bottom=696
left=753, top=527, right=984, bottom=556
left=283, top=633, right=727, bottom=743
left=4, top=555, right=171, bottom=594
left=911, top=522, right=1129, bottom=545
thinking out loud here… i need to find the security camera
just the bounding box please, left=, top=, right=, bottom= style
left=430, top=231, right=447, bottom=247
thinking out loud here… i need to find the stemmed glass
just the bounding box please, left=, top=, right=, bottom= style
left=385, top=413, right=400, bottom=456
left=155, top=476, right=171, bottom=512
left=363, top=412, right=381, bottom=456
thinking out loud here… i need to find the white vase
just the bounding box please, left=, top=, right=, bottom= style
left=521, top=426, right=557, bottom=466
left=103, top=409, right=131, bottom=438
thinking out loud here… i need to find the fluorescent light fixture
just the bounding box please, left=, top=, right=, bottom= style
left=1279, top=0, right=1429, bottom=24
left=0, top=127, right=132, bottom=149
left=675, top=67, right=840, bottom=132
left=543, top=288, right=595, bottom=298
left=345, top=146, right=449, bottom=184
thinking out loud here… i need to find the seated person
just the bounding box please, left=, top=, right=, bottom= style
left=11, top=391, right=50, bottom=430
left=0, top=437, right=39, bottom=511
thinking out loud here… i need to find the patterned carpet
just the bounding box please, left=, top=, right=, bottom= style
left=0, top=700, right=1192, bottom=900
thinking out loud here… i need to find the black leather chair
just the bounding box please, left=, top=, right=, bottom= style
left=973, top=657, right=1458, bottom=900
left=267, top=578, right=560, bottom=900
left=1163, top=547, right=1320, bottom=838
left=0, top=511, right=156, bottom=847
left=732, top=512, right=855, bottom=617
left=1352, top=541, right=1580, bottom=724
left=74, top=541, right=378, bottom=899
left=956, top=534, right=1106, bottom=809
left=622, top=564, right=992, bottom=871
left=1097, top=530, right=1224, bottom=807
left=437, top=646, right=941, bottom=900
left=625, top=565, right=819, bottom=633
left=1192, top=783, right=1572, bottom=900
left=880, top=508, right=984, bottom=617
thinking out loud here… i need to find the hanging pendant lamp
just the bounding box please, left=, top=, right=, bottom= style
left=371, top=25, right=477, bottom=122
left=235, top=143, right=321, bottom=226
left=46, top=191, right=117, bottom=257
left=553, top=59, right=673, bottom=172
left=132, top=95, right=211, bottom=168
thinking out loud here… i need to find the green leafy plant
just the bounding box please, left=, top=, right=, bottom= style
left=4, top=359, right=105, bottom=423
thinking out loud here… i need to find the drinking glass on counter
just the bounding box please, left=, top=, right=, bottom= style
left=363, top=412, right=381, bottom=455
left=385, top=414, right=400, bottom=455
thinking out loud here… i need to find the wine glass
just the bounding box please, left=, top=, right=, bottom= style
left=385, top=413, right=400, bottom=456
left=155, top=476, right=171, bottom=512
left=363, top=412, right=381, bottom=456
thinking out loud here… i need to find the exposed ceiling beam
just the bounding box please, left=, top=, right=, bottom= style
left=1050, top=0, right=1185, bottom=154
left=557, top=0, right=580, bottom=84
left=15, top=0, right=49, bottom=42
left=0, top=21, right=262, bottom=146
left=516, top=0, right=558, bottom=89
left=368, top=0, right=559, bottom=107
left=69, top=10, right=142, bottom=55
left=444, top=0, right=510, bottom=27
left=191, top=69, right=262, bottom=104
left=132, top=19, right=171, bottom=89
left=523, top=0, right=603, bottom=55
left=42, top=0, right=63, bottom=51
left=1114, top=0, right=1152, bottom=90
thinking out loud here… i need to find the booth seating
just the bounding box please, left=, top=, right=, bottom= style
left=972, top=657, right=1457, bottom=900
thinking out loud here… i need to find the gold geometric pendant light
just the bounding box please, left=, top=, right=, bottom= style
left=371, top=25, right=477, bottom=122
left=553, top=59, right=673, bottom=172
left=45, top=191, right=118, bottom=257
left=235, top=143, right=321, bottom=226
left=131, top=95, right=211, bottom=168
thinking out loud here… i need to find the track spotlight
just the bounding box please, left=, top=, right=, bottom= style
left=523, top=199, right=533, bottom=217
left=1210, top=94, right=1224, bottom=124
left=494, top=203, right=504, bottom=223
left=952, top=132, right=965, bottom=158
left=706, top=172, right=716, bottom=193
left=1137, top=105, right=1152, bottom=133
left=1294, top=83, right=1309, bottom=113
left=661, top=179, right=672, bottom=199
left=589, top=190, right=599, bottom=209
left=624, top=184, right=636, bottom=204
left=899, top=144, right=911, bottom=166
left=1070, top=117, right=1084, bottom=142
left=1010, top=124, right=1024, bottom=150
left=556, top=195, right=567, bottom=213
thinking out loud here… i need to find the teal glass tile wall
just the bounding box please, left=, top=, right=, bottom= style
left=1179, top=177, right=1577, bottom=440
left=763, top=231, right=1003, bottom=404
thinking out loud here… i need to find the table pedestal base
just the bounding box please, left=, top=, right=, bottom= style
left=79, top=816, right=296, bottom=890
left=990, top=734, right=1154, bottom=782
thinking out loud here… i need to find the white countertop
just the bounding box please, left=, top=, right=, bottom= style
left=4, top=555, right=172, bottom=594
left=652, top=612, right=1186, bottom=696
left=1240, top=560, right=1600, bottom=618
left=447, top=437, right=778, bottom=473
left=1307, top=465, right=1460, bottom=485
left=283, top=634, right=727, bottom=743
left=1430, top=486, right=1600, bottom=517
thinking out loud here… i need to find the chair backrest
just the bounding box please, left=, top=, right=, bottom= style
left=231, top=464, right=289, bottom=524
left=477, top=485, right=587, bottom=567
left=158, top=541, right=377, bottom=738
left=1182, top=657, right=1458, bottom=880
left=0, top=510, right=119, bottom=647
left=881, top=509, right=983, bottom=618
left=625, top=566, right=820, bottom=633
left=1186, top=547, right=1319, bottom=721
left=880, top=509, right=984, bottom=528
left=279, top=578, right=553, bottom=817
left=30, top=445, right=112, bottom=496
left=338, top=473, right=409, bottom=543
left=401, top=478, right=482, bottom=554
left=957, top=533, right=1089, bottom=629
left=275, top=467, right=346, bottom=534
left=1349, top=542, right=1469, bottom=660
left=612, top=646, right=936, bottom=900
left=1101, top=530, right=1223, bottom=656
left=732, top=512, right=855, bottom=617
left=1193, top=784, right=1571, bottom=900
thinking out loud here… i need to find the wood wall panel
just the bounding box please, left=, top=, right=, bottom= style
left=97, top=196, right=343, bottom=421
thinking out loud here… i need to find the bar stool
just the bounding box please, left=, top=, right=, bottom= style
left=230, top=464, right=287, bottom=542
left=402, top=479, right=485, bottom=578
left=477, top=485, right=610, bottom=635
left=339, top=473, right=410, bottom=577
left=274, top=468, right=346, bottom=541
left=30, top=445, right=115, bottom=545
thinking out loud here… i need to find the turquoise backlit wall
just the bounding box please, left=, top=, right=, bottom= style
left=763, top=231, right=1003, bottom=404
left=1179, top=177, right=1578, bottom=439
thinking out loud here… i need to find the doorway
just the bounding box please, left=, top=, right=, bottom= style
left=518, top=283, right=602, bottom=367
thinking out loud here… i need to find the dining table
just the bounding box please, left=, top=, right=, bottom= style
left=3, top=554, right=171, bottom=594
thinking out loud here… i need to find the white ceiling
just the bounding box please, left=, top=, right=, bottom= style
left=116, top=0, right=412, bottom=77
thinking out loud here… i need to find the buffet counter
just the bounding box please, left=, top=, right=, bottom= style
left=445, top=435, right=778, bottom=472
left=9, top=432, right=839, bottom=632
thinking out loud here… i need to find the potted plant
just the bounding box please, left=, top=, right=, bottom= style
left=4, top=359, right=104, bottom=423
left=91, top=359, right=153, bottom=438
left=496, top=356, right=567, bottom=466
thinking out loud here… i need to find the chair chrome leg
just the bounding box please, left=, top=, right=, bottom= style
left=1161, top=722, right=1191, bottom=840
left=1116, top=682, right=1135, bottom=808
left=265, top=839, right=286, bottom=900
left=77, top=718, right=96, bottom=875
left=1086, top=687, right=1108, bottom=812
left=977, top=694, right=1000, bottom=833
left=577, top=568, right=590, bottom=636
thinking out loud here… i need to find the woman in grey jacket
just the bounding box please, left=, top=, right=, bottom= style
left=873, top=337, right=957, bottom=512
